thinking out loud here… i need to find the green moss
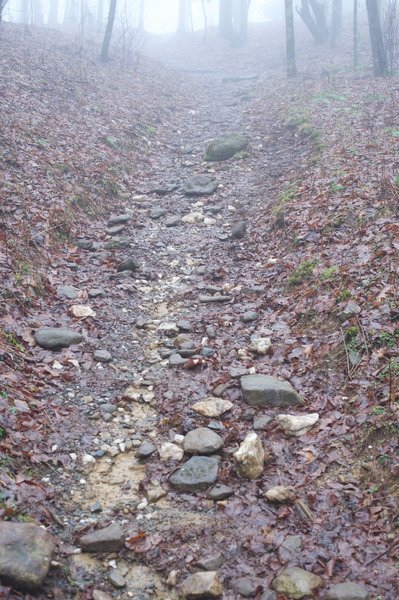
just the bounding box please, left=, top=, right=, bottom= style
left=288, top=259, right=319, bottom=286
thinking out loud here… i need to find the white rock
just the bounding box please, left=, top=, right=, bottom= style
left=159, top=442, right=184, bottom=461
left=82, top=454, right=96, bottom=465
left=264, top=485, right=296, bottom=503
left=70, top=305, right=96, bottom=318
left=249, top=336, right=272, bottom=355
left=233, top=432, right=264, bottom=479
left=70, top=453, right=77, bottom=461
left=204, top=217, right=216, bottom=226
left=52, top=360, right=63, bottom=370
left=192, top=397, right=233, bottom=418
left=174, top=434, right=185, bottom=446
left=276, top=413, right=319, bottom=437
left=182, top=212, right=204, bottom=224
left=137, top=498, right=148, bottom=510
left=158, top=322, right=179, bottom=333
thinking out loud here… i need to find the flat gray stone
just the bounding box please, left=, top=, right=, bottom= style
left=183, top=175, right=219, bottom=196
left=232, top=577, right=263, bottom=597
left=181, top=571, right=223, bottom=598
left=80, top=523, right=125, bottom=553
left=136, top=441, right=156, bottom=459
left=117, top=257, right=140, bottom=272
left=0, top=522, right=55, bottom=590
left=241, top=375, right=304, bottom=407
left=165, top=216, right=181, bottom=227
left=57, top=285, right=78, bottom=299
left=149, top=207, right=165, bottom=219
left=169, top=353, right=187, bottom=366
left=88, top=288, right=105, bottom=298
left=106, top=224, right=126, bottom=236
left=196, top=554, right=225, bottom=571
left=242, top=311, right=258, bottom=322
left=206, top=484, right=233, bottom=500
left=93, top=349, right=112, bottom=363
left=253, top=415, right=272, bottom=430
left=104, top=238, right=130, bottom=249
left=205, top=133, right=248, bottom=161
left=260, top=591, right=278, bottom=600
left=108, top=570, right=126, bottom=588
left=324, top=582, right=370, bottom=600
left=183, top=428, right=224, bottom=455
left=35, top=327, right=82, bottom=350
left=177, top=320, right=193, bottom=332
left=108, top=214, right=131, bottom=225
left=169, top=456, right=219, bottom=492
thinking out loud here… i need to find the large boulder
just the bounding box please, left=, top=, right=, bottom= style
left=0, top=522, right=55, bottom=590
left=35, top=327, right=82, bottom=350
left=169, top=456, right=219, bottom=492
left=183, top=175, right=219, bottom=196
left=205, top=134, right=248, bottom=161
left=241, top=375, right=304, bottom=408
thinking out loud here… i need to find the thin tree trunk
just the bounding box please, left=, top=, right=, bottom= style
left=137, top=0, right=144, bottom=30
left=285, top=0, right=297, bottom=78
left=366, top=0, right=388, bottom=75
left=48, top=0, right=58, bottom=26
left=297, top=0, right=328, bottom=43
left=330, top=0, right=342, bottom=48
left=177, top=0, right=187, bottom=34
left=237, top=0, right=251, bottom=45
left=219, top=0, right=233, bottom=37
left=100, top=0, right=117, bottom=62
left=33, top=0, right=44, bottom=25
left=201, top=0, right=208, bottom=39
left=0, top=0, right=8, bottom=20
left=353, top=0, right=358, bottom=70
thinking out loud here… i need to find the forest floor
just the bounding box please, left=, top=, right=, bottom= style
left=0, top=19, right=399, bottom=600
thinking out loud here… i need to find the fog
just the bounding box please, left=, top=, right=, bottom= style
left=3, top=0, right=286, bottom=34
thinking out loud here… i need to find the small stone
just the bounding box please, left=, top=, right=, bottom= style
left=242, top=311, right=258, bottom=323
left=199, top=294, right=232, bottom=303
left=108, top=569, right=126, bottom=588
left=177, top=320, right=193, bottom=332
left=181, top=571, right=223, bottom=598
left=106, top=225, right=126, bottom=235
left=104, top=238, right=130, bottom=249
left=265, top=485, right=296, bottom=503
left=201, top=347, right=215, bottom=357
left=232, top=577, right=263, bottom=597
left=207, top=421, right=225, bottom=431
left=82, top=454, right=96, bottom=466
left=165, top=216, right=181, bottom=227
left=70, top=305, right=96, bottom=318
left=231, top=221, right=247, bottom=240
left=76, top=239, right=93, bottom=250
left=260, top=590, right=278, bottom=600
left=169, top=353, right=187, bottom=366
left=166, top=569, right=179, bottom=586
left=80, top=523, right=125, bottom=553
left=159, top=321, right=179, bottom=333
left=276, top=413, right=319, bottom=436
left=279, top=535, right=302, bottom=561
left=191, top=398, right=233, bottom=418
left=182, top=212, right=205, bottom=224
left=93, top=591, right=112, bottom=600
left=88, top=288, right=105, bottom=298
left=196, top=554, right=225, bottom=571
left=253, top=415, right=272, bottom=430
left=159, top=442, right=184, bottom=461
left=169, top=456, right=219, bottom=492
left=182, top=175, right=219, bottom=196
left=241, top=375, right=304, bottom=407
left=324, top=582, right=370, bottom=600
left=206, top=325, right=216, bottom=338
left=0, top=522, right=55, bottom=590
left=94, top=350, right=112, bottom=363
left=90, top=502, right=102, bottom=513
left=233, top=432, right=264, bottom=479
left=117, top=257, right=140, bottom=272
left=35, top=328, right=82, bottom=350
left=272, top=567, right=323, bottom=599
left=183, top=428, right=224, bottom=455
left=146, top=482, right=167, bottom=503
left=57, top=285, right=78, bottom=299
left=249, top=336, right=272, bottom=355
left=206, top=484, right=233, bottom=501
left=149, top=207, right=165, bottom=219
left=108, top=214, right=131, bottom=225
left=343, top=300, right=361, bottom=316
left=136, top=441, right=156, bottom=459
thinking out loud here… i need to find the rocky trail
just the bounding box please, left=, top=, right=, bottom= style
left=1, top=23, right=399, bottom=600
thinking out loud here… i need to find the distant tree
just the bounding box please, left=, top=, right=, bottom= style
left=237, top=0, right=251, bottom=45
left=284, top=0, right=296, bottom=78
left=219, top=0, right=233, bottom=37
left=64, top=0, right=79, bottom=29
left=383, top=0, right=399, bottom=74
left=48, top=0, right=58, bottom=26
left=100, top=0, right=117, bottom=62
left=366, top=0, right=388, bottom=75
left=177, top=0, right=189, bottom=34
left=297, top=0, right=328, bottom=43
left=0, top=0, right=8, bottom=20
left=137, top=0, right=145, bottom=31
left=33, top=0, right=44, bottom=25
left=330, top=0, right=342, bottom=48
left=96, top=0, right=104, bottom=29
left=353, top=0, right=358, bottom=70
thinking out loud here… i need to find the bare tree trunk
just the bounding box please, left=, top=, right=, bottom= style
left=137, top=0, right=144, bottom=30
left=237, top=0, right=251, bottom=45
left=366, top=0, right=388, bottom=75
left=48, top=0, right=58, bottom=26
left=353, top=0, right=358, bottom=70
left=64, top=0, right=78, bottom=29
left=177, top=0, right=187, bottom=34
left=285, top=0, right=297, bottom=78
left=201, top=0, right=208, bottom=39
left=330, top=0, right=342, bottom=48
left=33, top=0, right=44, bottom=25
left=100, top=0, right=117, bottom=62
left=0, top=0, right=8, bottom=20
left=20, top=0, right=29, bottom=24
left=219, top=0, right=233, bottom=37
left=297, top=0, right=328, bottom=43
